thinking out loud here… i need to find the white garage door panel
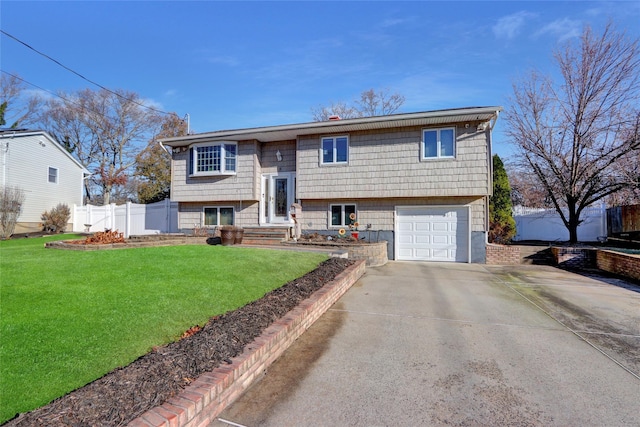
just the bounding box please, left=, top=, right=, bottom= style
left=415, top=235, right=431, bottom=244
left=396, top=206, right=469, bottom=262
left=415, top=223, right=431, bottom=231
left=432, top=222, right=449, bottom=232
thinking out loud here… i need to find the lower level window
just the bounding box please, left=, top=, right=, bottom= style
left=204, top=207, right=234, bottom=226
left=330, top=204, right=356, bottom=227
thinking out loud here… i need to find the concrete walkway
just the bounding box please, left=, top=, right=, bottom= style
left=212, top=262, right=640, bottom=426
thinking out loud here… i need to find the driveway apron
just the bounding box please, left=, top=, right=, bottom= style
left=212, top=262, right=640, bottom=427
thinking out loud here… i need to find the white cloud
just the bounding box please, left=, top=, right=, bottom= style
left=534, top=18, right=582, bottom=41
left=380, top=18, right=407, bottom=28
left=205, top=55, right=240, bottom=67
left=492, top=11, right=536, bottom=39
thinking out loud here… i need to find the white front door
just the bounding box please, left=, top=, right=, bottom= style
left=261, top=173, right=295, bottom=224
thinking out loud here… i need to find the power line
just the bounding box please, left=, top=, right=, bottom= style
left=1, top=29, right=175, bottom=117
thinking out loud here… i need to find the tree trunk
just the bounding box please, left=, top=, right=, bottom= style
left=567, top=202, right=579, bottom=244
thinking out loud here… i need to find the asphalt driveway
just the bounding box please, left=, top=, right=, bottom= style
left=212, top=262, right=640, bottom=427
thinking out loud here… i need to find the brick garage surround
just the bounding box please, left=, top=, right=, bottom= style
left=128, top=260, right=366, bottom=427
left=485, top=243, right=521, bottom=265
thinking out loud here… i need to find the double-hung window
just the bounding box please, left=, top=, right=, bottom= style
left=330, top=204, right=356, bottom=227
left=189, top=142, right=237, bottom=176
left=422, top=128, right=455, bottom=159
left=204, top=206, right=234, bottom=226
left=321, top=136, right=348, bottom=165
left=48, top=167, right=58, bottom=184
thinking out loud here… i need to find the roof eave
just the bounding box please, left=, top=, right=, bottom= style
left=160, top=106, right=503, bottom=147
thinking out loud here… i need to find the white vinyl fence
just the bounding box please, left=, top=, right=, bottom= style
left=73, top=199, right=178, bottom=238
left=512, top=204, right=607, bottom=242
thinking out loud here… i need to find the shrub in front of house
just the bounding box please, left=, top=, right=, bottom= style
left=41, top=203, right=71, bottom=233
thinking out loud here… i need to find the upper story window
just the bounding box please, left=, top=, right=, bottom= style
left=189, top=142, right=237, bottom=176
left=422, top=128, right=455, bottom=159
left=48, top=167, right=58, bottom=184
left=321, top=136, right=348, bottom=165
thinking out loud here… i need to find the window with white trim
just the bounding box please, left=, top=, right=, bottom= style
left=422, top=128, right=455, bottom=159
left=189, top=142, right=237, bottom=176
left=321, top=136, right=348, bottom=165
left=330, top=204, right=356, bottom=227
left=48, top=167, right=58, bottom=184
left=204, top=206, right=234, bottom=226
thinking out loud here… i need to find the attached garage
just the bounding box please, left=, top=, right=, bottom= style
left=395, top=206, right=470, bottom=262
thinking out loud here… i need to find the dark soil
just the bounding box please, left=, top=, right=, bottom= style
left=298, top=232, right=359, bottom=244
left=5, top=258, right=354, bottom=427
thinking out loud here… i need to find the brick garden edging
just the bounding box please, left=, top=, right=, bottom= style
left=128, top=259, right=366, bottom=427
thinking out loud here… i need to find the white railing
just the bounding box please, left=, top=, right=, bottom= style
left=73, top=199, right=178, bottom=238
left=512, top=204, right=607, bottom=242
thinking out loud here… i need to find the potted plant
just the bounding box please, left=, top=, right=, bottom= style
left=234, top=227, right=244, bottom=244
left=220, top=225, right=236, bottom=246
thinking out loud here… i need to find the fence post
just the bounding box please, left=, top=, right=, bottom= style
left=164, top=198, right=170, bottom=233
left=125, top=201, right=131, bottom=238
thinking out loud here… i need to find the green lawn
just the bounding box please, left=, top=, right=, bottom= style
left=0, top=235, right=327, bottom=423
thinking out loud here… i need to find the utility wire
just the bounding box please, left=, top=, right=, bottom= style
left=1, top=69, right=147, bottom=126
left=1, top=29, right=175, bottom=117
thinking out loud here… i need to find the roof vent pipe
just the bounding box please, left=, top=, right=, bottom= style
left=328, top=115, right=341, bottom=121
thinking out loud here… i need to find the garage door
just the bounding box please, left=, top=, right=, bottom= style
left=396, top=206, right=469, bottom=262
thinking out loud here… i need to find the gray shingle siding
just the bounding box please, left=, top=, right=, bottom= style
left=296, top=125, right=489, bottom=200
left=170, top=141, right=259, bottom=202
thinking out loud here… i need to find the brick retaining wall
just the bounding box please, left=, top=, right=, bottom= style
left=128, top=259, right=366, bottom=427
left=597, top=250, right=640, bottom=281
left=284, top=241, right=388, bottom=266
left=551, top=247, right=597, bottom=268
left=485, top=244, right=521, bottom=265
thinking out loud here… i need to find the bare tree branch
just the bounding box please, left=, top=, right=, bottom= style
left=311, top=88, right=405, bottom=121
left=505, top=23, right=640, bottom=242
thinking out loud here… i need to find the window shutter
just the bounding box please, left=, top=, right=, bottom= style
left=188, top=147, right=194, bottom=175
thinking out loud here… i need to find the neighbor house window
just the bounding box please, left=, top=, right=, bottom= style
left=330, top=204, right=356, bottom=227
left=321, top=136, right=348, bottom=165
left=204, top=207, right=234, bottom=226
left=48, top=167, right=58, bottom=184
left=422, top=128, right=455, bottom=159
left=189, top=142, right=237, bottom=175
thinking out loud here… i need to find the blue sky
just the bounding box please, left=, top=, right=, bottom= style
left=2, top=1, right=640, bottom=158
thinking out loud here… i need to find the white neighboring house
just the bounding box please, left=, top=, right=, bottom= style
left=0, top=129, right=90, bottom=234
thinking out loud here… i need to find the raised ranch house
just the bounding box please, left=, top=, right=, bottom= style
left=0, top=129, right=89, bottom=234
left=161, top=106, right=502, bottom=263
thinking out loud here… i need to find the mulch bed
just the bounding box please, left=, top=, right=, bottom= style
left=5, top=258, right=354, bottom=427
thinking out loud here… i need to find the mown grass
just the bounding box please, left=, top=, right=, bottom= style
left=0, top=235, right=327, bottom=423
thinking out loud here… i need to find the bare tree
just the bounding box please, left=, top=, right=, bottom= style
left=508, top=164, right=554, bottom=208
left=505, top=23, right=640, bottom=243
left=311, top=88, right=405, bottom=121
left=355, top=88, right=405, bottom=117
left=42, top=88, right=162, bottom=204
left=134, top=113, right=187, bottom=203
left=0, top=186, right=25, bottom=239
left=0, top=72, right=42, bottom=129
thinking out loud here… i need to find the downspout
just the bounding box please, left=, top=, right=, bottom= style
left=158, top=140, right=171, bottom=155
left=485, top=118, right=494, bottom=245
